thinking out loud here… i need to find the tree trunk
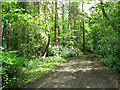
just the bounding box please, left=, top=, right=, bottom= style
left=34, top=2, right=36, bottom=18
left=45, top=2, right=47, bottom=22
left=100, top=0, right=110, bottom=20
left=38, top=2, right=41, bottom=25
left=70, top=19, right=72, bottom=39
left=43, top=2, right=50, bottom=58
left=82, top=2, right=85, bottom=52
left=74, top=20, right=77, bottom=41
left=38, top=2, right=41, bottom=15
left=43, top=22, right=50, bottom=58
left=57, top=11, right=60, bottom=43
left=34, top=2, right=40, bottom=43
left=62, top=3, right=64, bottom=33
left=68, top=2, right=71, bottom=41
left=30, top=38, right=32, bottom=58
left=34, top=2, right=43, bottom=57
left=68, top=2, right=71, bottom=33
left=22, top=28, right=25, bottom=57
left=6, top=22, right=9, bottom=51
left=2, top=7, right=9, bottom=51
left=62, top=2, right=65, bottom=44
left=54, top=0, right=57, bottom=45
left=52, top=1, right=54, bottom=21
left=27, top=29, right=29, bottom=56
left=0, top=3, right=2, bottom=48
left=2, top=18, right=6, bottom=48
left=14, top=32, right=18, bottom=50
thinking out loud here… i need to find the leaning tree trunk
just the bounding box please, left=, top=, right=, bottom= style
left=43, top=22, right=50, bottom=58
left=43, top=1, right=50, bottom=59
left=34, top=2, right=43, bottom=57
left=100, top=0, right=110, bottom=20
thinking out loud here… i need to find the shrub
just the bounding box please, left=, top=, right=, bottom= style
left=98, top=55, right=120, bottom=73
left=2, top=51, right=28, bottom=89
left=48, top=45, right=83, bottom=58
left=2, top=51, right=65, bottom=89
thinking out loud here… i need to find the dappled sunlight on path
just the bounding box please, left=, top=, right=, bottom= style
left=25, top=54, right=118, bottom=88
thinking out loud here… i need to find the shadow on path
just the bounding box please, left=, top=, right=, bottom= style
left=25, top=54, right=119, bottom=88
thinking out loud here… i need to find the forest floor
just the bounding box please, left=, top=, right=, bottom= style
left=24, top=54, right=119, bottom=88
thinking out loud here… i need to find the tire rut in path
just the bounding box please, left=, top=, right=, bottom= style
left=26, top=54, right=119, bottom=88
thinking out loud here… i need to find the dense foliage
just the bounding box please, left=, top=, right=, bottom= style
left=89, top=1, right=120, bottom=73
left=2, top=50, right=66, bottom=88
left=1, top=1, right=119, bottom=89
left=2, top=51, right=27, bottom=88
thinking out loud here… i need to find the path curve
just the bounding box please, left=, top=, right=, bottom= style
left=25, top=54, right=119, bottom=88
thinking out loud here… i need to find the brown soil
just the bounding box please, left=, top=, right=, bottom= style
left=24, top=54, right=119, bottom=88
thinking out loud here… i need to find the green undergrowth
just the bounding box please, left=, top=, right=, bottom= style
left=22, top=56, right=66, bottom=86
left=2, top=45, right=83, bottom=89
left=97, top=56, right=120, bottom=73
left=2, top=51, right=66, bottom=89
left=48, top=45, right=83, bottom=58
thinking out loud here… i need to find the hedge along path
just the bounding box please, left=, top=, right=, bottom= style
left=25, top=54, right=119, bottom=88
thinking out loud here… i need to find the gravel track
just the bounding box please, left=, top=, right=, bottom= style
left=24, top=54, right=119, bottom=88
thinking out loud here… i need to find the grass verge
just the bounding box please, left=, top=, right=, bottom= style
left=21, top=56, right=66, bottom=87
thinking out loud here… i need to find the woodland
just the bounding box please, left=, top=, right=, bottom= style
left=1, top=0, right=120, bottom=89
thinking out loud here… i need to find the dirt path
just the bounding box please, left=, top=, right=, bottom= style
left=25, top=54, right=119, bottom=88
